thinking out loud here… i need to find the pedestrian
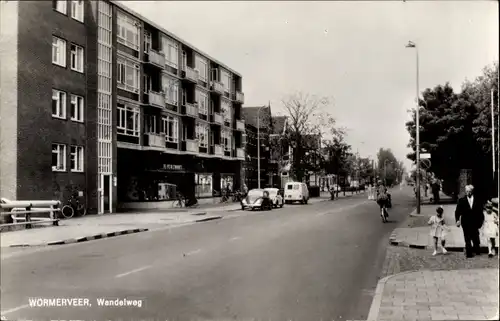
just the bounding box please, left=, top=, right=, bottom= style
left=482, top=201, right=499, bottom=257
left=428, top=206, right=449, bottom=255
left=424, top=183, right=429, bottom=197
left=455, top=185, right=485, bottom=258
left=431, top=180, right=440, bottom=204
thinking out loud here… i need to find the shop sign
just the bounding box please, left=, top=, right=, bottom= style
left=163, top=164, right=183, bottom=171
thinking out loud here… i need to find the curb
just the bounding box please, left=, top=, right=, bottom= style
left=8, top=228, right=149, bottom=247
left=195, top=215, right=222, bottom=223
left=366, top=270, right=421, bottom=321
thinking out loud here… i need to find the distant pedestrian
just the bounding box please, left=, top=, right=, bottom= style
left=431, top=181, right=440, bottom=204
left=428, top=206, right=450, bottom=255
left=482, top=201, right=499, bottom=257
left=455, top=185, right=485, bottom=258
left=424, top=184, right=429, bottom=197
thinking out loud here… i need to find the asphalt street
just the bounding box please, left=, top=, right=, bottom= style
left=1, top=188, right=415, bottom=321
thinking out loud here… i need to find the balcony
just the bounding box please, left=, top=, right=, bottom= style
left=185, top=139, right=198, bottom=153
left=215, top=144, right=224, bottom=157
left=235, top=91, right=244, bottom=103
left=236, top=148, right=245, bottom=160
left=149, top=91, right=165, bottom=108
left=146, top=50, right=165, bottom=68
left=214, top=113, right=223, bottom=125
left=184, top=66, right=198, bottom=83
left=236, top=119, right=245, bottom=131
left=182, top=103, right=198, bottom=117
left=145, top=133, right=166, bottom=148
left=210, top=81, right=224, bottom=94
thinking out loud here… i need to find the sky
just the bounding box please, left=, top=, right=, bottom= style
left=120, top=0, right=499, bottom=171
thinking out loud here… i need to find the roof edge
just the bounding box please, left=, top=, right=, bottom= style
left=110, top=0, right=241, bottom=77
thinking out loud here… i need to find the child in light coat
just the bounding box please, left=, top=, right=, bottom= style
left=428, top=206, right=450, bottom=255
left=482, top=201, right=499, bottom=257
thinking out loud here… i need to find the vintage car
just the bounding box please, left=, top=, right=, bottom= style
left=241, top=189, right=273, bottom=211
left=264, top=188, right=284, bottom=208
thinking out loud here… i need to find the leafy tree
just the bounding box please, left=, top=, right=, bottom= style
left=377, top=148, right=404, bottom=186
left=405, top=62, right=498, bottom=197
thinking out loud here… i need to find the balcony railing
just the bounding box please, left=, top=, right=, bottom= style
left=185, top=139, right=198, bottom=153
left=236, top=91, right=244, bottom=103
left=236, top=148, right=245, bottom=160
left=185, top=66, right=198, bottom=82
left=147, top=50, right=165, bottom=67
left=146, top=133, right=166, bottom=148
left=214, top=113, right=223, bottom=125
left=236, top=119, right=245, bottom=131
left=210, top=81, right=224, bottom=94
left=214, top=144, right=224, bottom=156
left=149, top=91, right=165, bottom=108
left=184, top=103, right=198, bottom=117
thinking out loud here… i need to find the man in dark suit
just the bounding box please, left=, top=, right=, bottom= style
left=455, top=185, right=485, bottom=258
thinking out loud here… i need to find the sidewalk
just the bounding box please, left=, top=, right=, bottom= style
left=390, top=204, right=499, bottom=251
left=0, top=211, right=222, bottom=247
left=367, top=269, right=499, bottom=321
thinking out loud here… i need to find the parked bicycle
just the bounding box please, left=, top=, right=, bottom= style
left=60, top=194, right=87, bottom=219
left=172, top=192, right=198, bottom=208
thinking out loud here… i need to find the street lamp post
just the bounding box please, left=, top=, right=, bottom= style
left=406, top=40, right=421, bottom=214
left=256, top=105, right=268, bottom=189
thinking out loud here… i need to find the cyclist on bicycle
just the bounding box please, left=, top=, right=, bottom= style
left=376, top=180, right=389, bottom=220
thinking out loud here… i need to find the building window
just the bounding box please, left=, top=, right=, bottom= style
left=70, top=94, right=84, bottom=122
left=144, top=31, right=151, bottom=53
left=70, top=44, right=84, bottom=72
left=163, top=75, right=178, bottom=105
left=70, top=0, right=84, bottom=22
left=70, top=145, right=84, bottom=172
left=143, top=74, right=151, bottom=94
left=162, top=115, right=179, bottom=143
left=52, top=89, right=66, bottom=119
left=196, top=89, right=208, bottom=115
left=221, top=70, right=231, bottom=93
left=195, top=55, right=208, bottom=82
left=145, top=114, right=157, bottom=133
left=53, top=0, right=67, bottom=14
left=195, top=174, right=213, bottom=198
left=222, top=129, right=232, bottom=151
left=52, top=36, right=66, bottom=67
left=52, top=144, right=66, bottom=171
left=221, top=99, right=232, bottom=122
left=162, top=36, right=178, bottom=68
left=196, top=122, right=209, bottom=147
left=117, top=57, right=140, bottom=93
left=117, top=103, right=140, bottom=137
left=117, top=11, right=140, bottom=50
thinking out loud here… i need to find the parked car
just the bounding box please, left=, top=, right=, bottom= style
left=284, top=182, right=310, bottom=204
left=241, top=189, right=273, bottom=211
left=264, top=188, right=284, bottom=208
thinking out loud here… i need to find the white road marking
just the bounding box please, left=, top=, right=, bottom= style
left=185, top=249, right=201, bottom=256
left=230, top=237, right=241, bottom=241
left=1, top=304, right=30, bottom=315
left=115, top=265, right=152, bottom=278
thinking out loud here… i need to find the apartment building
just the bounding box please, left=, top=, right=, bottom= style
left=242, top=106, right=275, bottom=189
left=0, top=0, right=245, bottom=214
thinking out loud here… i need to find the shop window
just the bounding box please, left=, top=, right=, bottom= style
left=195, top=173, right=212, bottom=198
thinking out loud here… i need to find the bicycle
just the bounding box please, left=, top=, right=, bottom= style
left=172, top=193, right=185, bottom=208
left=61, top=195, right=87, bottom=219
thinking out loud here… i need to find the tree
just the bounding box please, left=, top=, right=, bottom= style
left=280, top=92, right=333, bottom=182
left=321, top=123, right=354, bottom=185
left=377, top=148, right=404, bottom=186
left=405, top=62, right=498, bottom=197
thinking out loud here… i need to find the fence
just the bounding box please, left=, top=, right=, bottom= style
left=0, top=198, right=60, bottom=229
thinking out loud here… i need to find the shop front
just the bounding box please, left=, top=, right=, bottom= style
left=117, top=148, right=243, bottom=202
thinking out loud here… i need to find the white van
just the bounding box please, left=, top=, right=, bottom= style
left=284, top=182, right=309, bottom=204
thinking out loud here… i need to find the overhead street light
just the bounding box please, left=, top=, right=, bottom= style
left=406, top=40, right=421, bottom=214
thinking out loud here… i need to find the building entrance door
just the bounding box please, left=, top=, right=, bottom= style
left=98, top=174, right=113, bottom=214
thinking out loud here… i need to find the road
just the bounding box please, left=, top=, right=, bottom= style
left=1, top=188, right=414, bottom=321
